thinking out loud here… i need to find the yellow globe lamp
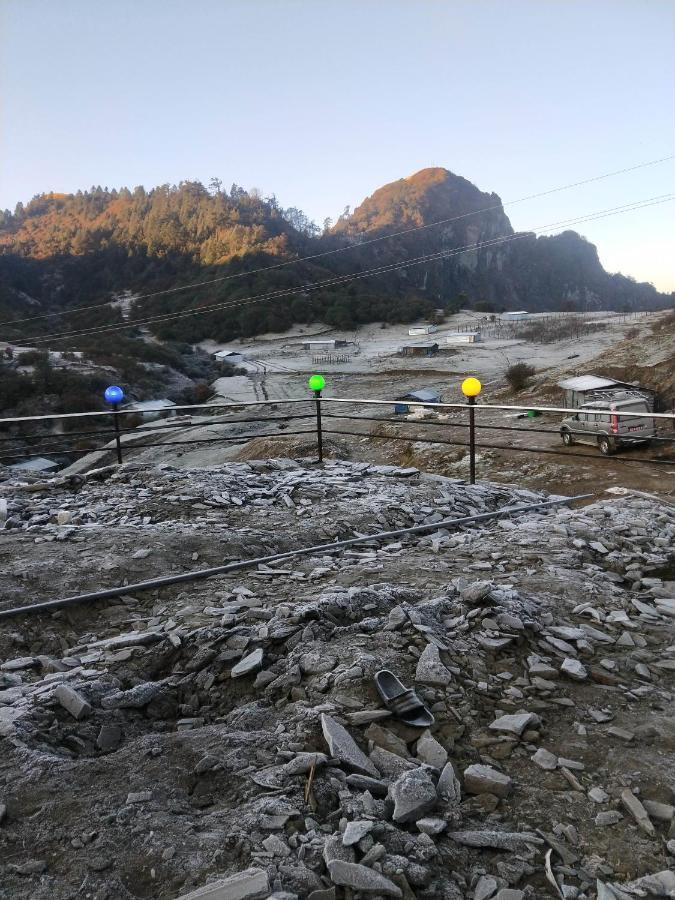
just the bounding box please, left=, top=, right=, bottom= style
left=461, top=377, right=482, bottom=398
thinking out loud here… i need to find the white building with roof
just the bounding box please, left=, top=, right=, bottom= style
left=124, top=399, right=177, bottom=422
left=501, top=311, right=530, bottom=321
left=445, top=331, right=481, bottom=344
left=408, top=324, right=438, bottom=336
left=7, top=457, right=59, bottom=474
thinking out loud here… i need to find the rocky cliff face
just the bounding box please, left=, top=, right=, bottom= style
left=334, top=168, right=665, bottom=312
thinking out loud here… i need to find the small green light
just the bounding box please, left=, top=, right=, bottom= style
left=308, top=374, right=326, bottom=392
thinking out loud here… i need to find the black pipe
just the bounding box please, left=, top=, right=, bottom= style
left=0, top=494, right=592, bottom=619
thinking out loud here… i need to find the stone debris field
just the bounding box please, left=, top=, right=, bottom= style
left=0, top=459, right=673, bottom=900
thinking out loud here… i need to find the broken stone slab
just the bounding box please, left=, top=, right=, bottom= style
left=369, top=746, right=417, bottom=778
left=620, top=788, right=656, bottom=837
left=449, top=830, right=543, bottom=852
left=327, top=860, right=402, bottom=897
left=415, top=644, right=452, bottom=686
left=415, top=730, right=448, bottom=768
left=321, top=714, right=379, bottom=777
left=474, top=876, right=500, bottom=900
left=463, top=764, right=512, bottom=799
left=560, top=658, right=588, bottom=681
left=364, top=722, right=410, bottom=758
left=416, top=816, right=447, bottom=836
left=342, top=820, right=373, bottom=846
left=86, top=630, right=164, bottom=651
left=460, top=581, right=494, bottom=605
left=642, top=799, right=675, bottom=822
left=589, top=787, right=610, bottom=804
left=307, top=890, right=336, bottom=900
left=101, top=681, right=164, bottom=709
left=175, top=868, right=270, bottom=899
left=250, top=754, right=328, bottom=789
left=261, top=834, right=290, bottom=858
left=231, top=648, right=264, bottom=679
left=323, top=833, right=355, bottom=866
left=595, top=810, right=623, bottom=827
left=299, top=651, right=338, bottom=675
left=96, top=723, right=122, bottom=751
left=612, top=870, right=675, bottom=897
left=345, top=774, right=388, bottom=797
left=388, top=768, right=438, bottom=823
left=532, top=748, right=558, bottom=771
left=53, top=684, right=92, bottom=720
left=1, top=657, right=38, bottom=672
left=489, top=712, right=537, bottom=737
left=437, top=761, right=461, bottom=804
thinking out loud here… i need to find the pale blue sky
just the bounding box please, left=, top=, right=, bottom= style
left=1, top=0, right=674, bottom=290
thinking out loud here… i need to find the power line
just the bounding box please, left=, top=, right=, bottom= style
left=1, top=154, right=672, bottom=329
left=18, top=193, right=674, bottom=346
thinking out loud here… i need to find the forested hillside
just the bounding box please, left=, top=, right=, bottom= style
left=0, top=170, right=669, bottom=352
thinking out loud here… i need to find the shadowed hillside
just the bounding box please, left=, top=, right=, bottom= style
left=0, top=170, right=670, bottom=349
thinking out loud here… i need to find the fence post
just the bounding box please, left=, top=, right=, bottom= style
left=112, top=404, right=123, bottom=464
left=104, top=385, right=125, bottom=464
left=461, top=377, right=482, bottom=485
left=308, top=374, right=326, bottom=464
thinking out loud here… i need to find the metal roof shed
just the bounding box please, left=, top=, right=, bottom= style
left=558, top=376, right=655, bottom=410
left=394, top=388, right=441, bottom=414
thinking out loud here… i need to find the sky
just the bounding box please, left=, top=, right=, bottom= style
left=1, top=0, right=674, bottom=291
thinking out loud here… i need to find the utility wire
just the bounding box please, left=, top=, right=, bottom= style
left=16, top=193, right=675, bottom=345
left=1, top=154, right=672, bottom=329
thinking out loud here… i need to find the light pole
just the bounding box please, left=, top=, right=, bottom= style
left=104, top=385, right=125, bottom=464
left=461, top=377, right=482, bottom=485
left=308, top=374, right=326, bottom=464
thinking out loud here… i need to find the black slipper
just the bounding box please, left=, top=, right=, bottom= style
left=374, top=669, right=435, bottom=728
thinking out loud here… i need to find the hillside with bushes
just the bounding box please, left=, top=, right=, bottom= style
left=0, top=170, right=670, bottom=352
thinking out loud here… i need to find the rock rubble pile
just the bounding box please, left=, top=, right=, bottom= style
left=0, top=460, right=673, bottom=899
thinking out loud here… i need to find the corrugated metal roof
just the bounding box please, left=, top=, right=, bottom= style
left=9, top=457, right=59, bottom=472
left=399, top=389, right=441, bottom=402
left=557, top=376, right=619, bottom=391
left=127, top=399, right=176, bottom=411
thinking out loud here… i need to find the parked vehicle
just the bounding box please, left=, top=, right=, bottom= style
left=560, top=395, right=655, bottom=455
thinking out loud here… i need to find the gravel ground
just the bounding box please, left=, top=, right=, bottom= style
left=0, top=460, right=673, bottom=900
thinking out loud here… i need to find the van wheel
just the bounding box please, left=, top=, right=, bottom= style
left=598, top=437, right=613, bottom=455
left=561, top=431, right=573, bottom=446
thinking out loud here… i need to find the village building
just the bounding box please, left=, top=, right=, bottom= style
left=301, top=339, right=348, bottom=352
left=7, top=457, right=59, bottom=474
left=399, top=342, right=439, bottom=358
left=445, top=331, right=481, bottom=344
left=123, top=399, right=177, bottom=422
left=408, top=324, right=438, bottom=336
left=501, top=310, right=530, bottom=321
left=557, top=375, right=656, bottom=410
left=213, top=350, right=246, bottom=365
left=394, top=388, right=441, bottom=414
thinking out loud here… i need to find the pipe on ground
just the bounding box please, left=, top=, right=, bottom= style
left=0, top=493, right=593, bottom=620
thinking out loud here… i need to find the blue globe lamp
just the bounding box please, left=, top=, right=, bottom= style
left=104, top=385, right=125, bottom=405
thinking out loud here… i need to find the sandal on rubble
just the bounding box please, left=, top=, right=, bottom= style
left=374, top=669, right=435, bottom=728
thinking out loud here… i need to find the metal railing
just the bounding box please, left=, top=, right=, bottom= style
left=1, top=395, right=674, bottom=484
